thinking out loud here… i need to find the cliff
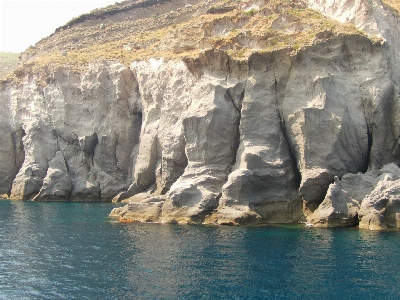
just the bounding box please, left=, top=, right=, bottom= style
left=2, top=0, right=400, bottom=230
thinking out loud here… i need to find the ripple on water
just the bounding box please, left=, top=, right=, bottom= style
left=0, top=201, right=400, bottom=299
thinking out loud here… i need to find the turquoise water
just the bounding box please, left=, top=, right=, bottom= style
left=0, top=200, right=400, bottom=299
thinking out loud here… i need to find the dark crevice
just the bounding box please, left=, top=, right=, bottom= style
left=128, top=112, right=142, bottom=182
left=272, top=58, right=300, bottom=187
left=226, top=90, right=241, bottom=113
left=224, top=82, right=245, bottom=113
left=361, top=99, right=374, bottom=173
left=136, top=134, right=158, bottom=193
left=364, top=121, right=373, bottom=173
left=160, top=147, right=188, bottom=195
left=224, top=82, right=246, bottom=168
left=115, top=133, right=122, bottom=173
left=273, top=78, right=302, bottom=188
left=51, top=127, right=60, bottom=152
left=134, top=112, right=143, bottom=144
left=59, top=144, right=72, bottom=175
left=281, top=122, right=301, bottom=187
left=110, top=112, right=143, bottom=202
left=231, top=112, right=241, bottom=168
left=379, top=198, right=389, bottom=211
left=98, top=182, right=102, bottom=201
left=153, top=138, right=163, bottom=194
left=10, top=127, right=26, bottom=196
left=80, top=132, right=98, bottom=169
left=354, top=212, right=360, bottom=226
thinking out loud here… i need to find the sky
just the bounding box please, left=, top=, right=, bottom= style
left=0, top=0, right=119, bottom=53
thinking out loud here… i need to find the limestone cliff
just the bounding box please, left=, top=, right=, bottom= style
left=2, top=0, right=400, bottom=229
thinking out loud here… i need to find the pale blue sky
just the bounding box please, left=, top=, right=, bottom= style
left=0, top=0, right=119, bottom=53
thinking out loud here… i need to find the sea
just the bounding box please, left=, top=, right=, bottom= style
left=0, top=200, right=399, bottom=300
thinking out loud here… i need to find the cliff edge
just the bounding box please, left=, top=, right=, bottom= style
left=2, top=0, right=400, bottom=230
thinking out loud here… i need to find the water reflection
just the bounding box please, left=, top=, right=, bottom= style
left=1, top=201, right=43, bottom=297
left=1, top=201, right=400, bottom=299
left=117, top=225, right=308, bottom=299
left=119, top=225, right=238, bottom=298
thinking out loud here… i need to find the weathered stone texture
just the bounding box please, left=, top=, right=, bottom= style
left=2, top=0, right=400, bottom=230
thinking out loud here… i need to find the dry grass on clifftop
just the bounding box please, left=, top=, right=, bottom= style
left=3, top=0, right=371, bottom=81
left=382, top=0, right=400, bottom=14
left=0, top=53, right=20, bottom=78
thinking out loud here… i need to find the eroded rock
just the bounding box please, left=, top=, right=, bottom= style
left=2, top=1, right=400, bottom=231
left=33, top=151, right=71, bottom=201
left=308, top=164, right=400, bottom=230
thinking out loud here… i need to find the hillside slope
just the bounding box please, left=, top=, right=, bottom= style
left=2, top=0, right=400, bottom=230
left=11, top=0, right=364, bottom=74
left=0, top=53, right=19, bottom=78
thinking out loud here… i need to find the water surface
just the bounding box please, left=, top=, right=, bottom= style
left=1, top=200, right=399, bottom=299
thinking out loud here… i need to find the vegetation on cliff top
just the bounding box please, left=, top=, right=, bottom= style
left=3, top=0, right=372, bottom=81
left=0, top=53, right=20, bottom=78
left=382, top=0, right=400, bottom=14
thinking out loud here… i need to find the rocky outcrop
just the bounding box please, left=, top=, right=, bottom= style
left=110, top=32, right=394, bottom=226
left=3, top=62, right=141, bottom=201
left=2, top=0, right=400, bottom=230
left=32, top=151, right=71, bottom=201
left=307, top=163, right=400, bottom=230
left=357, top=163, right=400, bottom=230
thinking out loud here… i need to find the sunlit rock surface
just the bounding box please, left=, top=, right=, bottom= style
left=2, top=0, right=400, bottom=230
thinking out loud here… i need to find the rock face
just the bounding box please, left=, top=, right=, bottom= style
left=2, top=0, right=400, bottom=229
left=3, top=62, right=141, bottom=201
left=32, top=151, right=71, bottom=201
left=307, top=164, right=400, bottom=230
